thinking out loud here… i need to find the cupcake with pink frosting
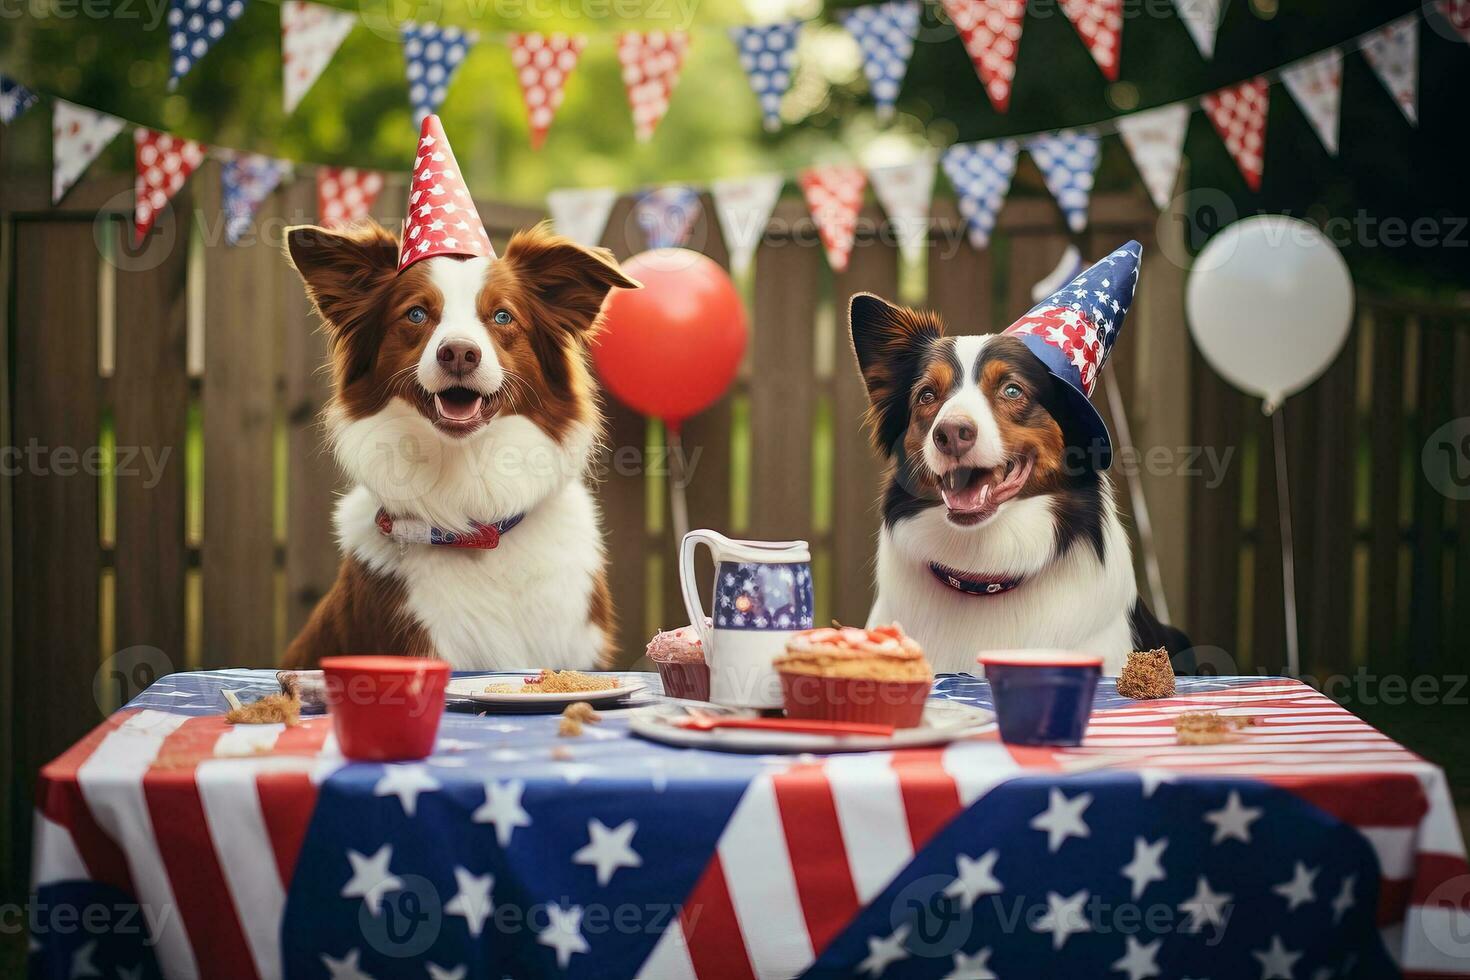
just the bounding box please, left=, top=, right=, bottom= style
left=646, top=620, right=711, bottom=701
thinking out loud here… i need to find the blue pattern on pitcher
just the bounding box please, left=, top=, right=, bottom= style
left=713, top=561, right=814, bottom=631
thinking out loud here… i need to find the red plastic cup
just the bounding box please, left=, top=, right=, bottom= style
left=321, top=656, right=449, bottom=761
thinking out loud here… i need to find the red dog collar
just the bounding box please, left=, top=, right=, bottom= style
left=929, top=562, right=1023, bottom=597
left=375, top=509, right=524, bottom=550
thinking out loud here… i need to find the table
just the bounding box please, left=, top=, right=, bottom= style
left=28, top=671, right=1470, bottom=980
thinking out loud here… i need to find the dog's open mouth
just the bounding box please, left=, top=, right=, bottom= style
left=432, top=386, right=489, bottom=430
left=938, top=455, right=1035, bottom=526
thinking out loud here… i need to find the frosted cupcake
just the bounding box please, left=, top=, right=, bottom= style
left=646, top=621, right=711, bottom=702
left=774, top=624, right=933, bottom=728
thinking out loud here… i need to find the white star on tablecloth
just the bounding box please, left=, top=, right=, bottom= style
left=945, top=947, right=995, bottom=979
left=1252, top=935, right=1302, bottom=979
left=473, top=779, right=531, bottom=846
left=1204, top=790, right=1262, bottom=844
left=1121, top=836, right=1168, bottom=899
left=573, top=818, right=642, bottom=885
left=944, top=849, right=1002, bottom=908
left=1178, top=875, right=1232, bottom=934
left=538, top=902, right=590, bottom=968
left=341, top=844, right=403, bottom=915
left=70, top=940, right=100, bottom=979
left=1331, top=873, right=1356, bottom=923
left=858, top=923, right=911, bottom=976
left=1035, top=889, right=1091, bottom=950
left=1112, top=936, right=1162, bottom=980
left=444, top=866, right=494, bottom=937
left=1273, top=861, right=1318, bottom=911
left=321, top=948, right=373, bottom=980
left=425, top=964, right=465, bottom=980
left=373, top=764, right=440, bottom=817
left=1030, top=788, right=1093, bottom=852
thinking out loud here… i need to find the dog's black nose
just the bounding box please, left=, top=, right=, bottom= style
left=933, top=417, right=976, bottom=457
left=437, top=339, right=481, bottom=376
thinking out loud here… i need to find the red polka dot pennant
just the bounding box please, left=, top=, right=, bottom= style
left=1202, top=76, right=1269, bottom=192
left=937, top=0, right=1027, bottom=113
left=133, top=128, right=207, bottom=244
left=617, top=31, right=690, bottom=142
left=317, top=166, right=385, bottom=229
left=1058, top=0, right=1123, bottom=80
left=798, top=164, right=867, bottom=273
left=509, top=33, right=586, bottom=151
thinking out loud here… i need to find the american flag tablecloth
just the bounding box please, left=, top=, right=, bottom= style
left=28, top=672, right=1470, bottom=979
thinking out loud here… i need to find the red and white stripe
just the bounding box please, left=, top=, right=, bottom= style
left=33, top=710, right=341, bottom=980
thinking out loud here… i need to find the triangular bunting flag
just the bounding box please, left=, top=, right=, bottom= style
left=1059, top=0, right=1124, bottom=80
left=167, top=0, right=249, bottom=90
left=281, top=0, right=355, bottom=115
left=1173, top=0, right=1223, bottom=58
left=938, top=0, right=1027, bottom=112
left=1281, top=49, right=1343, bottom=155
left=868, top=155, right=937, bottom=265
left=318, top=167, right=384, bottom=228
left=1439, top=0, right=1470, bottom=43
left=134, top=128, right=206, bottom=244
left=1362, top=14, right=1419, bottom=126
left=799, top=165, right=867, bottom=273
left=635, top=186, right=703, bottom=249
left=401, top=22, right=477, bottom=127
left=400, top=114, right=493, bottom=271
left=1202, top=76, right=1268, bottom=191
left=838, top=0, right=921, bottom=122
left=509, top=33, right=585, bottom=150
left=1026, top=131, right=1100, bottom=232
left=52, top=101, right=126, bottom=204
left=728, top=21, right=802, bottom=132
left=618, top=31, right=690, bottom=142
left=939, top=139, right=1018, bottom=250
left=546, top=187, right=617, bottom=248
left=710, top=174, right=783, bottom=277
left=1116, top=102, right=1190, bottom=209
left=1, top=74, right=38, bottom=125
left=222, top=154, right=290, bottom=245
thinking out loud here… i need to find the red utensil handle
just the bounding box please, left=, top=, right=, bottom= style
left=678, top=716, right=896, bottom=737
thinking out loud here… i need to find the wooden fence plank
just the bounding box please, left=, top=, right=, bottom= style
left=831, top=232, right=899, bottom=626
left=1367, top=309, right=1406, bottom=674
left=112, top=209, right=190, bottom=671
left=200, top=163, right=280, bottom=667
left=1304, top=330, right=1358, bottom=677
left=282, top=179, right=342, bottom=643
left=0, top=128, right=16, bottom=899
left=1454, top=324, right=1470, bottom=657
left=1408, top=319, right=1454, bottom=675
left=1188, top=351, right=1244, bottom=663
left=9, top=219, right=103, bottom=895
left=925, top=201, right=994, bottom=332
left=748, top=230, right=821, bottom=539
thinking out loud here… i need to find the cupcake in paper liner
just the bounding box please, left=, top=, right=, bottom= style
left=646, top=620, right=711, bottom=702
left=774, top=623, right=933, bottom=728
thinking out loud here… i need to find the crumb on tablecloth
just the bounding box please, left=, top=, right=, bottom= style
left=1174, top=710, right=1254, bottom=744
left=1117, top=648, right=1176, bottom=699
left=225, top=692, right=301, bottom=726
left=557, top=701, right=603, bottom=737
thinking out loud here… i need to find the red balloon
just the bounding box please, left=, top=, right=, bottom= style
left=593, top=249, right=748, bottom=430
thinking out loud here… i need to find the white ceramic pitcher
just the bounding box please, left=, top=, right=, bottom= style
left=679, top=530, right=814, bottom=708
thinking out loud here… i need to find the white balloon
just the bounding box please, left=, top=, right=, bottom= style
left=1186, top=215, right=1354, bottom=412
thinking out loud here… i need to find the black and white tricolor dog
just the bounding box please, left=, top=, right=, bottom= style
left=849, top=241, right=1188, bottom=674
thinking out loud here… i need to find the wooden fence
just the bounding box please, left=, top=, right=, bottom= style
left=2, top=122, right=1468, bottom=899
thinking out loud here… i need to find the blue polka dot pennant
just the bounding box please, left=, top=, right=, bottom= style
left=838, top=0, right=921, bottom=122
left=167, top=0, right=248, bottom=91
left=400, top=21, right=478, bottom=127
left=1026, top=131, right=1100, bottom=233
left=0, top=73, right=38, bottom=125
left=939, top=138, right=1018, bottom=250
left=727, top=21, right=802, bottom=132
left=635, top=186, right=703, bottom=249
left=221, top=154, right=291, bottom=246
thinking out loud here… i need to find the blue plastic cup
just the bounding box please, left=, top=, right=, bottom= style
left=978, top=651, right=1103, bottom=746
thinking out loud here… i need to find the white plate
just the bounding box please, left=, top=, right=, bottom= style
left=446, top=675, right=646, bottom=711
left=627, top=702, right=996, bottom=753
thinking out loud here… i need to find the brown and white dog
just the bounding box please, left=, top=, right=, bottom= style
left=849, top=263, right=1187, bottom=675
left=280, top=220, right=638, bottom=670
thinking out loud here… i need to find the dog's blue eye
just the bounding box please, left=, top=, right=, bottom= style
left=494, top=310, right=512, bottom=325
left=407, top=306, right=428, bottom=325
left=918, top=388, right=936, bottom=405
left=1003, top=383, right=1023, bottom=400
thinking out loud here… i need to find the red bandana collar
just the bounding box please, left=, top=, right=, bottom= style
left=929, top=562, right=1023, bottom=597
left=375, top=509, right=523, bottom=550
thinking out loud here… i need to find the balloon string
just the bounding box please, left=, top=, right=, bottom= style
left=667, top=424, right=691, bottom=544
left=1103, top=372, right=1172, bottom=625
left=1272, top=408, right=1301, bottom=678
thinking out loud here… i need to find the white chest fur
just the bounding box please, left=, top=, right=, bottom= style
left=336, top=483, right=607, bottom=670
left=870, top=480, right=1138, bottom=675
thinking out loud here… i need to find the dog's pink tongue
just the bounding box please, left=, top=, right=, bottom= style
left=435, top=393, right=483, bottom=422
left=942, top=481, right=991, bottom=514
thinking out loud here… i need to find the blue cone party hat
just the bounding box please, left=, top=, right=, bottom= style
left=1003, top=241, right=1142, bottom=470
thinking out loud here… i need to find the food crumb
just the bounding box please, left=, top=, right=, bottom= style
left=1117, top=648, right=1176, bottom=699
left=1173, top=710, right=1254, bottom=744
left=225, top=692, right=301, bottom=727
left=557, top=701, right=603, bottom=736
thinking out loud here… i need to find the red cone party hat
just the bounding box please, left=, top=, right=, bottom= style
left=399, top=114, right=494, bottom=273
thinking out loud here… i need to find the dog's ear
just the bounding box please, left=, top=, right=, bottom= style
left=849, top=293, right=944, bottom=455
left=501, top=224, right=641, bottom=334
left=285, top=222, right=400, bottom=333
